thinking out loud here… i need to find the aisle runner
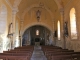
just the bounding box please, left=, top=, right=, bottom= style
left=31, top=46, right=47, bottom=60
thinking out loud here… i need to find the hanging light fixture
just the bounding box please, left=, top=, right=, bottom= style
left=36, top=10, right=41, bottom=22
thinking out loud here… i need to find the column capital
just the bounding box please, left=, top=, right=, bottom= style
left=12, top=7, right=18, bottom=15
left=20, top=19, right=24, bottom=21
left=59, top=8, right=64, bottom=15
left=21, top=21, right=23, bottom=24
left=20, top=19, right=24, bottom=23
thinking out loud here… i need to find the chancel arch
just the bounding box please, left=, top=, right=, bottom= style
left=22, top=22, right=53, bottom=35
left=22, top=25, right=54, bottom=46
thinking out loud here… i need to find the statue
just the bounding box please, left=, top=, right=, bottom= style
left=64, top=22, right=68, bottom=37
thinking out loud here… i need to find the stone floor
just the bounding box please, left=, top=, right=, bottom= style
left=31, top=46, right=47, bottom=60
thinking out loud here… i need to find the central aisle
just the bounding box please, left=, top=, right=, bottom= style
left=31, top=46, right=47, bottom=60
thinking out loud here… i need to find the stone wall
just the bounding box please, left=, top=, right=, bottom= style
left=0, top=35, right=3, bottom=52
left=64, top=0, right=80, bottom=51
left=56, top=0, right=80, bottom=51
left=0, top=34, right=11, bottom=53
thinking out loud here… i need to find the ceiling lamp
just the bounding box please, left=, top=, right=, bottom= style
left=36, top=10, right=41, bottom=22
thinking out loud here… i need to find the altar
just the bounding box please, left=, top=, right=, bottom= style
left=35, top=38, right=40, bottom=46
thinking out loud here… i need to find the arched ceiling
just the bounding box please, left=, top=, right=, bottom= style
left=19, top=0, right=57, bottom=18
left=7, top=0, right=70, bottom=19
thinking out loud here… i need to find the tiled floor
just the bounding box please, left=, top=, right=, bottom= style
left=31, top=46, right=47, bottom=60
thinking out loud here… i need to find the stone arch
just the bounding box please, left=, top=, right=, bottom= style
left=21, top=4, right=54, bottom=20
left=13, top=0, right=63, bottom=11
left=13, top=0, right=22, bottom=7
left=54, top=0, right=63, bottom=9
left=22, top=22, right=55, bottom=45
left=22, top=22, right=53, bottom=35
left=5, top=0, right=13, bottom=9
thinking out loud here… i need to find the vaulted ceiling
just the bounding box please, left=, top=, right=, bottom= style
left=7, top=0, right=70, bottom=19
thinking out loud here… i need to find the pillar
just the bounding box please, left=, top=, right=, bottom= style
left=20, top=20, right=24, bottom=46
left=60, top=9, right=66, bottom=49
left=52, top=20, right=56, bottom=45
left=12, top=8, right=18, bottom=49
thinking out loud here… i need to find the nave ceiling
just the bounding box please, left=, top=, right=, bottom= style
left=7, top=0, right=70, bottom=20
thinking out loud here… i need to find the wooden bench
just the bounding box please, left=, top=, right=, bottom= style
left=2, top=45, right=34, bottom=60
left=45, top=50, right=80, bottom=60
left=51, top=53, right=80, bottom=60
left=0, top=55, right=28, bottom=60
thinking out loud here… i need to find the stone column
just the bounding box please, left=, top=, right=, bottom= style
left=45, top=29, right=47, bottom=45
left=60, top=9, right=66, bottom=49
left=28, top=30, right=31, bottom=45
left=20, top=20, right=24, bottom=46
left=50, top=32, right=54, bottom=45
left=52, top=20, right=55, bottom=45
left=12, top=8, right=18, bottom=49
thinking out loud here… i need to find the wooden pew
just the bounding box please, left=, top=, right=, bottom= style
left=46, top=50, right=80, bottom=60
left=41, top=45, right=80, bottom=60
left=51, top=54, right=72, bottom=60
left=2, top=45, right=34, bottom=60
left=0, top=53, right=31, bottom=60
left=3, top=51, right=32, bottom=59
left=45, top=50, right=74, bottom=57
left=0, top=55, right=28, bottom=60
left=51, top=53, right=80, bottom=60
left=14, top=45, right=34, bottom=49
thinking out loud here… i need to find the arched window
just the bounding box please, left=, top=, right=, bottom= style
left=36, top=30, right=39, bottom=35
left=70, top=8, right=77, bottom=39
left=0, top=5, right=7, bottom=33
left=57, top=21, right=60, bottom=40
left=0, top=4, right=7, bottom=52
